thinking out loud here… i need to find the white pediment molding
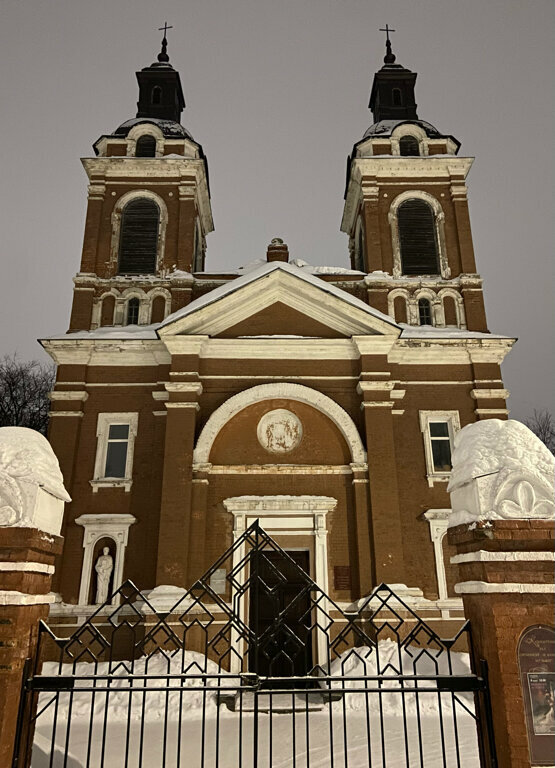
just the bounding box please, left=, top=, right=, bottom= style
left=159, top=264, right=400, bottom=339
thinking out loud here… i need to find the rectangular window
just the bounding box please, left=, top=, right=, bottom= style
left=429, top=422, right=452, bottom=471
left=104, top=424, right=130, bottom=477
left=92, top=413, right=138, bottom=492
left=419, top=411, right=460, bottom=485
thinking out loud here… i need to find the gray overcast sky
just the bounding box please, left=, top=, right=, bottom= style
left=1, top=0, right=553, bottom=422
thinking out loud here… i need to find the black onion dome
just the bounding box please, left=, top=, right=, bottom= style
left=363, top=119, right=442, bottom=140
left=113, top=117, right=193, bottom=140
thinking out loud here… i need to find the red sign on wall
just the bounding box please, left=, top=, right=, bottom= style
left=518, top=625, right=555, bottom=766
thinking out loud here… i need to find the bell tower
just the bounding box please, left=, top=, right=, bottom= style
left=341, top=33, right=487, bottom=332
left=68, top=32, right=214, bottom=332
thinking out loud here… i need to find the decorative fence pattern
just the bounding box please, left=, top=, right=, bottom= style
left=14, top=522, right=497, bottom=767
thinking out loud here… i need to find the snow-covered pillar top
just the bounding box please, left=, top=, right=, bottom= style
left=0, top=426, right=70, bottom=536
left=447, top=418, right=554, bottom=529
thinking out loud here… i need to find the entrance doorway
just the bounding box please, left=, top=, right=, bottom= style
left=249, top=550, right=313, bottom=678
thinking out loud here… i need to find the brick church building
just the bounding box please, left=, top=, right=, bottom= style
left=44, top=34, right=513, bottom=631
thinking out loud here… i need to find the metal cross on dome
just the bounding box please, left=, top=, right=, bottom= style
left=379, top=24, right=396, bottom=43
left=158, top=22, right=173, bottom=39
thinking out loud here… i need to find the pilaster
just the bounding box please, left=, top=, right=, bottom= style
left=357, top=379, right=405, bottom=584
left=362, top=181, right=383, bottom=272
left=156, top=380, right=202, bottom=586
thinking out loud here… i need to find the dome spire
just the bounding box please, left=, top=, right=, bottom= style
left=157, top=21, right=173, bottom=63
left=379, top=24, right=396, bottom=65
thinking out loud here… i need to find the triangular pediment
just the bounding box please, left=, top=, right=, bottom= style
left=158, top=262, right=400, bottom=338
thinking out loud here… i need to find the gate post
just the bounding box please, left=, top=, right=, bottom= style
left=447, top=419, right=554, bottom=768
left=0, top=427, right=69, bottom=767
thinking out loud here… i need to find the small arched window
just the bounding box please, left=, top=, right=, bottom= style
left=150, top=295, right=166, bottom=324
left=393, top=295, right=408, bottom=324
left=443, top=296, right=458, bottom=326
left=398, top=199, right=440, bottom=275
left=126, top=298, right=140, bottom=325
left=135, top=135, right=156, bottom=158
left=399, top=136, right=420, bottom=157
left=418, top=298, right=432, bottom=326
left=151, top=86, right=162, bottom=105
left=100, top=295, right=115, bottom=327
left=118, top=198, right=160, bottom=274
left=392, top=88, right=402, bottom=106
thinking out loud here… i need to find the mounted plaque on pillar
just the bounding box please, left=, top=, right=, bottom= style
left=518, top=625, right=555, bottom=766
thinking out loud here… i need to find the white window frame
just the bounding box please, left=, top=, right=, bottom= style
left=90, top=412, right=138, bottom=492
left=419, top=410, right=460, bottom=487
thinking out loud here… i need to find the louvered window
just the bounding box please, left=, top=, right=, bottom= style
left=118, top=199, right=159, bottom=274
left=400, top=136, right=419, bottom=156
left=398, top=199, right=440, bottom=275
left=418, top=298, right=432, bottom=325
left=136, top=135, right=156, bottom=157
left=126, top=298, right=140, bottom=325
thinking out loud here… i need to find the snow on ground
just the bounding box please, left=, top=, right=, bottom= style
left=31, top=643, right=481, bottom=767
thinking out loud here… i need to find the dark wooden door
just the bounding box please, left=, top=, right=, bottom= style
left=249, top=550, right=312, bottom=678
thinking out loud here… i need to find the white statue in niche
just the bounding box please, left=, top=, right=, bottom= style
left=94, top=547, right=114, bottom=604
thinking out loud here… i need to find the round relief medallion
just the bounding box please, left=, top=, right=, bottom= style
left=257, top=409, right=303, bottom=454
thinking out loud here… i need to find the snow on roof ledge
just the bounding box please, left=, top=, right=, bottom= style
left=399, top=324, right=509, bottom=340
left=159, top=260, right=398, bottom=330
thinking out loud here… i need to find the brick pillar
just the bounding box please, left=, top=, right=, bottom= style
left=362, top=186, right=383, bottom=272
left=187, top=463, right=211, bottom=584
left=448, top=521, right=554, bottom=768
left=447, top=418, right=555, bottom=768
left=0, top=529, right=63, bottom=767
left=350, top=463, right=373, bottom=596
left=358, top=381, right=405, bottom=584
left=156, top=382, right=202, bottom=586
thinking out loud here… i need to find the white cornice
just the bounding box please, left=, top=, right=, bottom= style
left=199, top=338, right=359, bottom=360
left=341, top=156, right=474, bottom=234
left=388, top=338, right=515, bottom=365
left=81, top=157, right=214, bottom=234
left=41, top=339, right=170, bottom=366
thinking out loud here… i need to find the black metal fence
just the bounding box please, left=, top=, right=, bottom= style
left=13, top=522, right=497, bottom=767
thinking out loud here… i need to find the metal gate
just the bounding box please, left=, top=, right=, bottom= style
left=13, top=522, right=497, bottom=767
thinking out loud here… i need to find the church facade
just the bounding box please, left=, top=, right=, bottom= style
left=44, top=36, right=514, bottom=632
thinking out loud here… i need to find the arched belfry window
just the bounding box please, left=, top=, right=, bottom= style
left=399, top=136, right=420, bottom=157
left=151, top=86, right=162, bottom=105
left=398, top=199, right=440, bottom=275
left=418, top=298, right=432, bottom=326
left=126, top=298, right=140, bottom=325
left=118, top=199, right=160, bottom=274
left=392, top=88, right=402, bottom=106
left=135, top=135, right=156, bottom=158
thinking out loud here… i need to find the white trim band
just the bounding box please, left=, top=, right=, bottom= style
left=455, top=581, right=554, bottom=595
left=452, top=551, right=555, bottom=564
left=0, top=591, right=57, bottom=606
left=0, top=562, right=55, bottom=574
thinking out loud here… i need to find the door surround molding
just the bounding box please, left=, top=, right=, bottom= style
left=223, top=495, right=336, bottom=672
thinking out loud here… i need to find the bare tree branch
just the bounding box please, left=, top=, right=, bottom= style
left=0, top=354, right=55, bottom=435
left=524, top=409, right=555, bottom=455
